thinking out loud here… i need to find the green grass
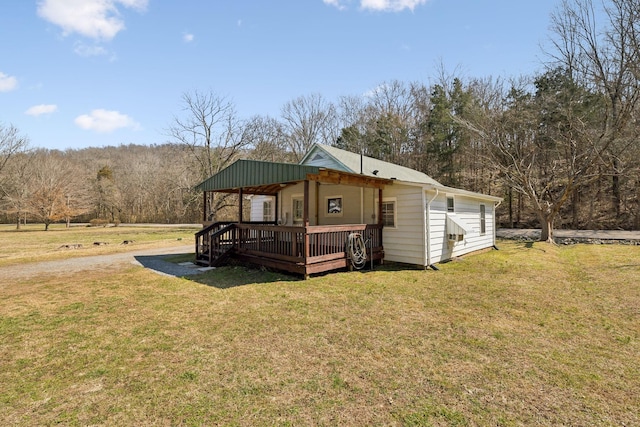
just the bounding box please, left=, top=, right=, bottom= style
left=1, top=239, right=638, bottom=426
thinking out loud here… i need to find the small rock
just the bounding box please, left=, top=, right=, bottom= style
left=59, top=244, right=82, bottom=250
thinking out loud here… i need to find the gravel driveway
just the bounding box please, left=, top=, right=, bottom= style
left=0, top=244, right=205, bottom=283
left=497, top=228, right=640, bottom=243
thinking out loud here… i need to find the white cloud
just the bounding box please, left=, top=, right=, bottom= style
left=75, top=109, right=141, bottom=133
left=74, top=41, right=109, bottom=57
left=323, top=0, right=428, bottom=11
left=183, top=33, right=194, bottom=43
left=323, top=0, right=346, bottom=10
left=0, top=72, right=18, bottom=92
left=37, top=0, right=148, bottom=40
left=25, top=104, right=58, bottom=116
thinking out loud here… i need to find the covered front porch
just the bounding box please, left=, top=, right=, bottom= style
left=194, top=160, right=391, bottom=278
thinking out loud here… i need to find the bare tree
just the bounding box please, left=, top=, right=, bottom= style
left=547, top=0, right=640, bottom=220
left=0, top=152, right=34, bottom=229
left=281, top=93, right=339, bottom=161
left=27, top=151, right=91, bottom=230
left=462, top=70, right=607, bottom=242
left=0, top=123, right=29, bottom=176
left=243, top=115, right=293, bottom=162
left=167, top=90, right=250, bottom=221
left=168, top=90, right=247, bottom=179
left=361, top=80, right=415, bottom=165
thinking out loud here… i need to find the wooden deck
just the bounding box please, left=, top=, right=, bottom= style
left=195, top=222, right=383, bottom=278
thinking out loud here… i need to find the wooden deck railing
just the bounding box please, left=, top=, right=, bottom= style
left=196, top=222, right=383, bottom=275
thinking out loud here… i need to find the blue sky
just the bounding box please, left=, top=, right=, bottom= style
left=1, top=0, right=561, bottom=150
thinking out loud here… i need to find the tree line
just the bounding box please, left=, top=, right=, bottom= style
left=1, top=0, right=639, bottom=239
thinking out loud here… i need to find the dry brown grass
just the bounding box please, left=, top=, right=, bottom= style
left=0, top=223, right=197, bottom=267
left=1, top=239, right=638, bottom=426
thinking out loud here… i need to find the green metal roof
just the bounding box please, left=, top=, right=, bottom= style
left=194, top=159, right=321, bottom=193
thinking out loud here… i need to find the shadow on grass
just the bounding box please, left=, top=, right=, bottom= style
left=186, top=265, right=300, bottom=289
left=141, top=252, right=431, bottom=289
left=197, top=261, right=429, bottom=287
left=134, top=255, right=204, bottom=278
left=136, top=251, right=300, bottom=289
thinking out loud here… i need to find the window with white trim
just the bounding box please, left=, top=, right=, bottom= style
left=292, top=197, right=303, bottom=224
left=381, top=199, right=396, bottom=227
left=263, top=200, right=273, bottom=222
left=480, top=204, right=486, bottom=235
left=447, top=196, right=455, bottom=212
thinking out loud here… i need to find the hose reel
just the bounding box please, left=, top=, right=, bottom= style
left=346, top=233, right=368, bottom=270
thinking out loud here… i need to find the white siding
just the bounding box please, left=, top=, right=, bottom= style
left=251, top=179, right=498, bottom=267
left=382, top=184, right=426, bottom=266
left=250, top=195, right=268, bottom=222
left=428, top=193, right=497, bottom=263
left=428, top=193, right=447, bottom=264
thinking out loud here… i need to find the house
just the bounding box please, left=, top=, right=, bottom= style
left=194, top=144, right=502, bottom=278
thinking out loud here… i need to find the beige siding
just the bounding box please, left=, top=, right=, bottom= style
left=278, top=182, right=315, bottom=225
left=272, top=182, right=377, bottom=226
left=317, top=184, right=361, bottom=225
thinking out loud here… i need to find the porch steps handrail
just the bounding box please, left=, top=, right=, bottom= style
left=195, top=221, right=236, bottom=266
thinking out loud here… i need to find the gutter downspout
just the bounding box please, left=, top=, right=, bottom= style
left=493, top=200, right=502, bottom=250
left=425, top=187, right=439, bottom=270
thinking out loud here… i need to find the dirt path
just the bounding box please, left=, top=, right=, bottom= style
left=0, top=244, right=200, bottom=283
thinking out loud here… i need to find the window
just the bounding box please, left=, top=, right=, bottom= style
left=382, top=200, right=396, bottom=227
left=480, top=204, right=486, bottom=235
left=263, top=200, right=273, bottom=222
left=447, top=196, right=455, bottom=212
left=292, top=197, right=303, bottom=223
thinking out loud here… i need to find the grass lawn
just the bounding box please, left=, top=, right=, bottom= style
left=1, top=235, right=638, bottom=426
left=0, top=223, right=198, bottom=267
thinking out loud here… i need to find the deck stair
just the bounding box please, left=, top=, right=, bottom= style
left=195, top=222, right=237, bottom=267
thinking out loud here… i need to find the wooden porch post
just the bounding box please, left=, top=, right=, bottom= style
left=378, top=188, right=383, bottom=226
left=303, top=180, right=310, bottom=268
left=238, top=188, right=243, bottom=223
left=275, top=193, right=279, bottom=224
left=315, top=181, right=319, bottom=226
left=303, top=180, right=310, bottom=227
left=378, top=187, right=384, bottom=252
left=202, top=191, right=207, bottom=223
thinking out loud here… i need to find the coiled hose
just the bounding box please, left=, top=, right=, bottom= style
left=346, top=233, right=367, bottom=270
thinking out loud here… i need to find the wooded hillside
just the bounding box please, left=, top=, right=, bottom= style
left=1, top=0, right=638, bottom=232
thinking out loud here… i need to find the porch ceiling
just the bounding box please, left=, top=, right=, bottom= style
left=195, top=159, right=392, bottom=195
